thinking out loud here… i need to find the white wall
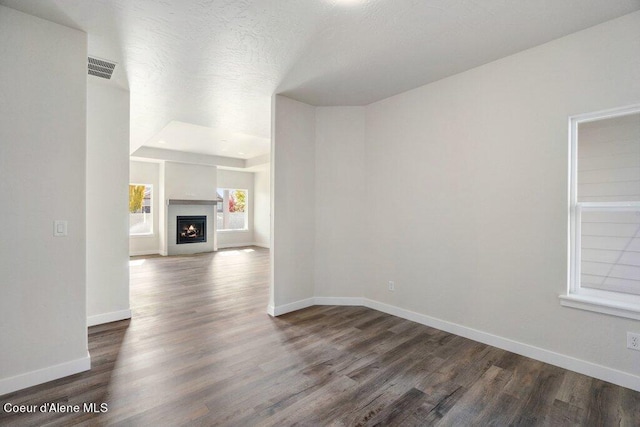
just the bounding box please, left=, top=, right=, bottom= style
left=315, top=107, right=366, bottom=298
left=0, top=6, right=90, bottom=394
left=87, top=81, right=131, bottom=326
left=271, top=11, right=640, bottom=390
left=363, top=12, right=640, bottom=383
left=129, top=160, right=161, bottom=256
left=164, top=162, right=217, bottom=200
left=217, top=169, right=255, bottom=248
left=271, top=95, right=316, bottom=311
left=253, top=167, right=271, bottom=248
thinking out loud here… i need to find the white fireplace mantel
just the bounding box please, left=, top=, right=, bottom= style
left=167, top=198, right=221, bottom=206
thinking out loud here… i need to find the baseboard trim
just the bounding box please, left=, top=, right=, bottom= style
left=268, top=296, right=640, bottom=392
left=269, top=297, right=361, bottom=316
left=314, top=297, right=364, bottom=306
left=87, top=309, right=132, bottom=327
left=270, top=298, right=315, bottom=316
left=267, top=304, right=276, bottom=316
left=362, top=298, right=640, bottom=393
left=217, top=242, right=256, bottom=249
left=129, top=250, right=161, bottom=257
left=134, top=245, right=268, bottom=255
left=0, top=353, right=91, bottom=396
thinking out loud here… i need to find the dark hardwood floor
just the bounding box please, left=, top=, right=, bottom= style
left=1, top=247, right=639, bottom=426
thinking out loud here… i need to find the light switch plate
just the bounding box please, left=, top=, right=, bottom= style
left=54, top=220, right=68, bottom=237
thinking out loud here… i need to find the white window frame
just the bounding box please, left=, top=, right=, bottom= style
left=129, top=183, right=154, bottom=237
left=560, top=104, right=640, bottom=320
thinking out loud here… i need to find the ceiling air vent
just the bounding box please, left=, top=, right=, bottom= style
left=88, top=56, right=116, bottom=79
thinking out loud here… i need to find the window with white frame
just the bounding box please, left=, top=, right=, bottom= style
left=129, top=184, right=153, bottom=235
left=217, top=188, right=248, bottom=231
left=563, top=106, right=640, bottom=319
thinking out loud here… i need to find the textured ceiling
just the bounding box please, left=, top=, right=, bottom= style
left=2, top=0, right=639, bottom=156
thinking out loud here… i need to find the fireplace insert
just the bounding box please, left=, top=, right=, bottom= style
left=176, top=216, right=207, bottom=244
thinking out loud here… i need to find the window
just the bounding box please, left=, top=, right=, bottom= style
left=562, top=106, right=640, bottom=320
left=217, top=188, right=248, bottom=231
left=129, top=184, right=153, bottom=235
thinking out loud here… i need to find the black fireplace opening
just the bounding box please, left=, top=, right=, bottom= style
left=177, top=216, right=207, bottom=244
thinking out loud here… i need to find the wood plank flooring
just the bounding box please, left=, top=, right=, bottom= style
left=1, top=247, right=639, bottom=426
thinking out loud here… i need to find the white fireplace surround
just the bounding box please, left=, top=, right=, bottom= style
left=166, top=199, right=218, bottom=255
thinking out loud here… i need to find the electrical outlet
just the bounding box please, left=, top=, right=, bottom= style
left=627, top=332, right=640, bottom=351
left=388, top=281, right=395, bottom=292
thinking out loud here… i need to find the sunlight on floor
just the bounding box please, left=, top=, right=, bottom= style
left=219, top=250, right=240, bottom=257
left=129, top=259, right=146, bottom=266
left=219, top=248, right=255, bottom=257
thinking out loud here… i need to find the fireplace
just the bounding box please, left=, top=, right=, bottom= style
left=176, top=216, right=207, bottom=244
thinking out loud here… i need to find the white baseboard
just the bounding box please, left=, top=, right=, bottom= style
left=129, top=250, right=161, bottom=257
left=218, top=242, right=270, bottom=249
left=269, top=297, right=359, bottom=317
left=134, top=244, right=268, bottom=255
left=362, top=299, right=640, bottom=392
left=314, top=296, right=364, bottom=306
left=0, top=353, right=91, bottom=396
left=217, top=242, right=256, bottom=249
left=87, top=309, right=132, bottom=327
left=269, top=298, right=315, bottom=316
left=268, top=296, right=640, bottom=392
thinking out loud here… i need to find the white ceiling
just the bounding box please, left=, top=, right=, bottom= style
left=2, top=0, right=639, bottom=158
left=150, top=121, right=270, bottom=159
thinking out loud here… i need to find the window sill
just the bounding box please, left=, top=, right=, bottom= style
left=559, top=294, right=640, bottom=321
